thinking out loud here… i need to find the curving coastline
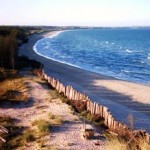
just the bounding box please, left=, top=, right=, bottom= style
left=19, top=31, right=150, bottom=133
left=32, top=29, right=150, bottom=85
left=33, top=30, right=82, bottom=69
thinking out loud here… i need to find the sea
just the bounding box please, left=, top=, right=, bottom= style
left=33, top=28, right=150, bottom=85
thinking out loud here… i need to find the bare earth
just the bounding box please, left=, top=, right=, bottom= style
left=19, top=31, right=150, bottom=133
left=0, top=71, right=105, bottom=150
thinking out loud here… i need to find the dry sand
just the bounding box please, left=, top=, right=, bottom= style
left=19, top=30, right=150, bottom=133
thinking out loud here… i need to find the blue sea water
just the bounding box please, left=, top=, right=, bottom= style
left=34, top=29, right=150, bottom=84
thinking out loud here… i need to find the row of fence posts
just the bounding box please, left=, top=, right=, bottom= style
left=33, top=68, right=150, bottom=143
left=0, top=125, right=9, bottom=144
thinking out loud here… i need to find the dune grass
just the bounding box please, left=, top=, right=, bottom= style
left=32, top=119, right=51, bottom=136
left=50, top=90, right=60, bottom=99
left=106, top=138, right=127, bottom=150
left=23, top=130, right=35, bottom=142
left=48, top=113, right=63, bottom=126
left=0, top=115, right=36, bottom=149
left=0, top=76, right=29, bottom=103
left=138, top=139, right=150, bottom=150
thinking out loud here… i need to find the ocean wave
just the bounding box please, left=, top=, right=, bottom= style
left=147, top=56, right=150, bottom=60
left=33, top=31, right=81, bottom=69
left=34, top=47, right=81, bottom=69
left=132, top=60, right=145, bottom=64
left=121, top=70, right=130, bottom=73
left=126, top=49, right=133, bottom=53
left=140, top=61, right=144, bottom=64
left=121, top=70, right=150, bottom=76
left=33, top=31, right=64, bottom=52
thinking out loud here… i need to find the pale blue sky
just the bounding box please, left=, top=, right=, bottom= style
left=0, top=0, right=150, bottom=26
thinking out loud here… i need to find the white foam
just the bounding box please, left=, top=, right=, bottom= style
left=47, top=30, right=65, bottom=39
left=126, top=49, right=133, bottom=53
left=33, top=31, right=64, bottom=52
left=33, top=30, right=81, bottom=69
left=35, top=50, right=81, bottom=68
left=147, top=57, right=150, bottom=60
left=105, top=41, right=109, bottom=44
left=121, top=70, right=130, bottom=73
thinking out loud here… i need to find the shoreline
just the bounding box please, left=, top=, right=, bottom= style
left=19, top=30, right=150, bottom=133
left=33, top=29, right=150, bottom=86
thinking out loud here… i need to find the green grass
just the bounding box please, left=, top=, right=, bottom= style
left=48, top=113, right=63, bottom=126
left=50, top=90, right=60, bottom=99
left=0, top=115, right=37, bottom=149
left=7, top=130, right=36, bottom=149
left=50, top=117, right=63, bottom=126
left=32, top=119, right=51, bottom=136
left=49, top=113, right=56, bottom=119
left=80, top=110, right=105, bottom=126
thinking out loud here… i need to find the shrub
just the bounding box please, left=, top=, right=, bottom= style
left=71, top=100, right=87, bottom=112
left=51, top=117, right=63, bottom=126
left=48, top=113, right=63, bottom=126
left=84, top=112, right=105, bottom=126
left=38, top=139, right=45, bottom=148
left=23, top=131, right=35, bottom=142
left=7, top=135, right=24, bottom=148
left=80, top=110, right=89, bottom=117
left=32, top=119, right=51, bottom=136
left=0, top=115, right=12, bottom=127
left=49, top=113, right=56, bottom=119
left=50, top=90, right=59, bottom=99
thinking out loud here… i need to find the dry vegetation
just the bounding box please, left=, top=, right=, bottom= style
left=0, top=71, right=65, bottom=149
left=0, top=74, right=29, bottom=104
left=105, top=137, right=150, bottom=150
left=0, top=72, right=30, bottom=149
left=104, top=129, right=150, bottom=150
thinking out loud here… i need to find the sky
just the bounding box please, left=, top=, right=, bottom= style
left=0, top=0, right=150, bottom=26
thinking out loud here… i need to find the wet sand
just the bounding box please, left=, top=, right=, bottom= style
left=19, top=31, right=150, bottom=133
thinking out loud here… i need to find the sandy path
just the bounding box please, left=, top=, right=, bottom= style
left=46, top=100, right=105, bottom=150
left=0, top=71, right=105, bottom=150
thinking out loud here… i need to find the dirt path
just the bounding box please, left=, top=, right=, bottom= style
left=0, top=71, right=105, bottom=150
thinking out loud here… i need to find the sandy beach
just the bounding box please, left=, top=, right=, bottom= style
left=19, top=31, right=150, bottom=133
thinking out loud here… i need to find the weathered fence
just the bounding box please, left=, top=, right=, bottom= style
left=33, top=68, right=150, bottom=143
left=0, top=125, right=8, bottom=144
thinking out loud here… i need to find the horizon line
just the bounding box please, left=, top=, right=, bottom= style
left=0, top=25, right=150, bottom=28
